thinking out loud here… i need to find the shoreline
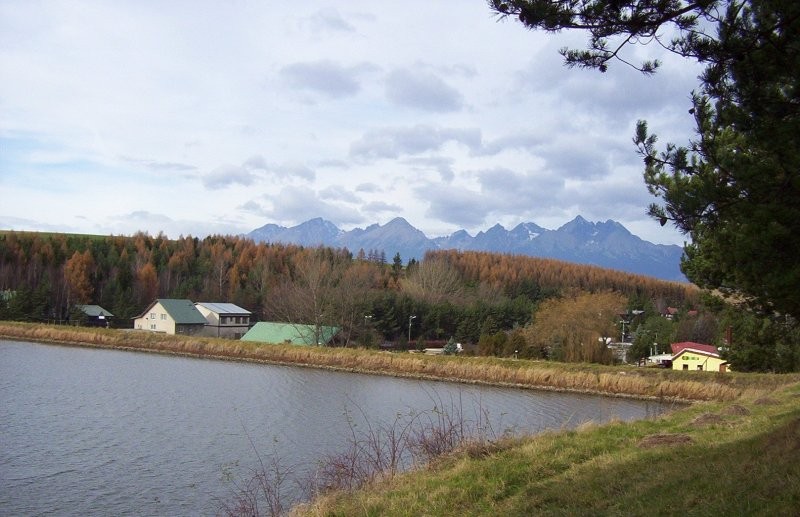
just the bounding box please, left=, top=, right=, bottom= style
left=12, top=337, right=686, bottom=404
left=2, top=322, right=794, bottom=402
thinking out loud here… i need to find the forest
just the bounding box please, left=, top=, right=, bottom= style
left=1, top=230, right=797, bottom=371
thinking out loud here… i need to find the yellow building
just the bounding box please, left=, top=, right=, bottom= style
left=671, top=342, right=729, bottom=372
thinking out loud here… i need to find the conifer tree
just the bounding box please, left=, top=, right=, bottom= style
left=491, top=1, right=800, bottom=318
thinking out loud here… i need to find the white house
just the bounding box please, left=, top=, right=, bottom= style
left=195, top=302, right=252, bottom=339
left=133, top=299, right=208, bottom=335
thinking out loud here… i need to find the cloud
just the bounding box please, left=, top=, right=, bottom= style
left=280, top=60, right=375, bottom=98
left=480, top=134, right=544, bottom=156
left=385, top=67, right=464, bottom=112
left=239, top=200, right=268, bottom=216
left=121, top=156, right=197, bottom=173
left=108, top=211, right=247, bottom=238
left=476, top=168, right=566, bottom=211
left=203, top=164, right=258, bottom=188
left=350, top=125, right=482, bottom=160
left=0, top=215, right=71, bottom=234
left=204, top=156, right=315, bottom=188
left=244, top=155, right=269, bottom=170
left=320, top=185, right=361, bottom=203
left=363, top=200, right=402, bottom=213
left=317, top=159, right=349, bottom=169
left=117, top=210, right=174, bottom=224
left=404, top=156, right=456, bottom=182
left=411, top=167, right=575, bottom=231
left=305, top=7, right=356, bottom=33
left=263, top=186, right=364, bottom=226
left=536, top=141, right=609, bottom=181
left=355, top=183, right=382, bottom=193
left=418, top=183, right=492, bottom=228
left=0, top=1, right=690, bottom=246
left=272, top=163, right=316, bottom=181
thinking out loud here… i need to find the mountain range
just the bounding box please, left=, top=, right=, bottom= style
left=247, top=216, right=687, bottom=282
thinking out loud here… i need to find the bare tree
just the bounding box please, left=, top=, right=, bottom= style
left=265, top=248, right=348, bottom=345
left=400, top=257, right=464, bottom=305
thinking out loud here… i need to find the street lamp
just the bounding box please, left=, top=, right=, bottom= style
left=408, top=315, right=416, bottom=343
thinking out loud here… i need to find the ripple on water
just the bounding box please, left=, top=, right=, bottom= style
left=1, top=340, right=674, bottom=516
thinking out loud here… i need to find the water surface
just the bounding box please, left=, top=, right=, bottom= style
left=0, top=340, right=673, bottom=516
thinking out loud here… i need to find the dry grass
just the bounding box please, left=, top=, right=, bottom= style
left=2, top=321, right=797, bottom=402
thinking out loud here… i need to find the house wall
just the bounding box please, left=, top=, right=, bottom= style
left=134, top=302, right=176, bottom=334
left=175, top=323, right=204, bottom=336
left=196, top=305, right=219, bottom=325
left=672, top=352, right=728, bottom=372
left=201, top=324, right=250, bottom=339
left=196, top=306, right=251, bottom=339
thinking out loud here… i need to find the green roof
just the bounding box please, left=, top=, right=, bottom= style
left=78, top=304, right=114, bottom=318
left=154, top=299, right=208, bottom=325
left=241, top=322, right=340, bottom=345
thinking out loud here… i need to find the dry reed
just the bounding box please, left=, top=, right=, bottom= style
left=1, top=322, right=789, bottom=402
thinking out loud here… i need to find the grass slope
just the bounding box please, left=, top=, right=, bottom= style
left=300, top=384, right=800, bottom=516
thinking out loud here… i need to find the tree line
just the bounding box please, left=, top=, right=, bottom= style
left=2, top=230, right=795, bottom=370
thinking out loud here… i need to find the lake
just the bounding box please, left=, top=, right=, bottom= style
left=0, top=340, right=675, bottom=516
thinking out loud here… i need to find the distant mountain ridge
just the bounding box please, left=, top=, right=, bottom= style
left=247, top=216, right=686, bottom=282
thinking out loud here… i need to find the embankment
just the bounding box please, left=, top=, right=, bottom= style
left=1, top=322, right=795, bottom=402
left=298, top=382, right=800, bottom=516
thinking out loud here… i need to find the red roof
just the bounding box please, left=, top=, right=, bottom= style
left=671, top=342, right=719, bottom=356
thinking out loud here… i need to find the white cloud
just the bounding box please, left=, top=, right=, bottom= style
left=0, top=0, right=697, bottom=246
left=281, top=60, right=377, bottom=98
left=350, top=125, right=482, bottom=160
left=385, top=67, right=464, bottom=112
left=203, top=164, right=258, bottom=189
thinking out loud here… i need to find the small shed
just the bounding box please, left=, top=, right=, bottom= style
left=241, top=322, right=340, bottom=346
left=77, top=304, right=114, bottom=327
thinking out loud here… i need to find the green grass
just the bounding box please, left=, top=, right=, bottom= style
left=299, top=384, right=800, bottom=516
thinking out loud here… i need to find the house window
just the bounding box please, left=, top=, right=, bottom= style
left=161, top=313, right=167, bottom=320
left=682, top=364, right=689, bottom=370
left=150, top=313, right=156, bottom=320
left=150, top=323, right=156, bottom=330
left=697, top=365, right=703, bottom=371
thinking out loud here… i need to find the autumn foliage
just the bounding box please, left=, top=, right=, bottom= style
left=0, top=231, right=698, bottom=361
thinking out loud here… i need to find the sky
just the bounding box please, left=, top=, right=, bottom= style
left=0, top=1, right=703, bottom=246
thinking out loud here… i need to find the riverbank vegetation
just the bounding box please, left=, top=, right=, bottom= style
left=2, top=322, right=796, bottom=403
left=298, top=381, right=800, bottom=516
